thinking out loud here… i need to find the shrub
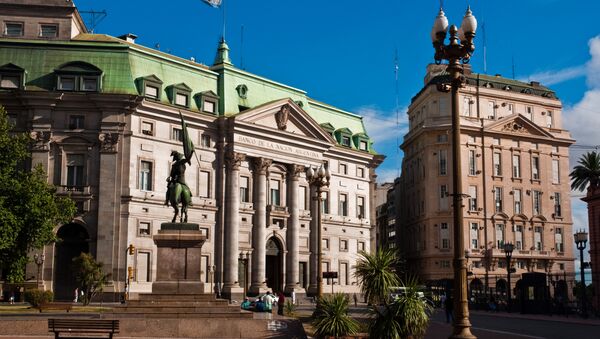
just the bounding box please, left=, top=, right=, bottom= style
left=25, top=289, right=54, bottom=307
left=284, top=300, right=297, bottom=317
left=312, top=293, right=360, bottom=338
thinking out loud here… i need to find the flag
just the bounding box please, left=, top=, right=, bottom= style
left=178, top=110, right=195, bottom=165
left=202, top=0, right=222, bottom=8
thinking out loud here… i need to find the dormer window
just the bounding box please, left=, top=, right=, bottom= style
left=195, top=90, right=219, bottom=114
left=0, top=63, right=25, bottom=90
left=341, top=136, right=351, bottom=147
left=39, top=24, right=58, bottom=38
left=167, top=83, right=192, bottom=108
left=4, top=22, right=23, bottom=37
left=352, top=133, right=370, bottom=152
left=136, top=75, right=163, bottom=100
left=359, top=140, right=368, bottom=151
left=334, top=128, right=354, bottom=148
left=55, top=62, right=102, bottom=92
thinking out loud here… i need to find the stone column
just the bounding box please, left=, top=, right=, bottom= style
left=249, top=157, right=271, bottom=295
left=286, top=164, right=303, bottom=293
left=308, top=185, right=318, bottom=295
left=223, top=151, right=245, bottom=296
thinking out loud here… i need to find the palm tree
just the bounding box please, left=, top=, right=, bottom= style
left=311, top=293, right=360, bottom=338
left=354, top=248, right=400, bottom=306
left=570, top=151, right=600, bottom=191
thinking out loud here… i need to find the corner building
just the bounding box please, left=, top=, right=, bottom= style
left=0, top=0, right=383, bottom=300
left=399, top=64, right=575, bottom=302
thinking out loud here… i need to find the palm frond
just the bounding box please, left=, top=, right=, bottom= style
left=312, top=293, right=359, bottom=338
left=570, top=151, right=600, bottom=191
left=353, top=249, right=400, bottom=305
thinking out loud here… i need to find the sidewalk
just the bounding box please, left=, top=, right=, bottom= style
left=469, top=309, right=600, bottom=326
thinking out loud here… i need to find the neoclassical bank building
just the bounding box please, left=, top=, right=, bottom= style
left=0, top=0, right=383, bottom=300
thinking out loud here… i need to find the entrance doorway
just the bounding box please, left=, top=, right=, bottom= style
left=265, top=237, right=283, bottom=292
left=53, top=223, right=89, bottom=300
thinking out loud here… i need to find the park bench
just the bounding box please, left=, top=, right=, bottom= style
left=38, top=302, right=73, bottom=313
left=48, top=319, right=119, bottom=339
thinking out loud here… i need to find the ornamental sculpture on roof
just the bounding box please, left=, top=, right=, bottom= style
left=275, top=104, right=290, bottom=131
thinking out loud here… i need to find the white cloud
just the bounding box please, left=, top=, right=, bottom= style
left=521, top=65, right=586, bottom=86
left=375, top=168, right=399, bottom=184
left=357, top=106, right=408, bottom=144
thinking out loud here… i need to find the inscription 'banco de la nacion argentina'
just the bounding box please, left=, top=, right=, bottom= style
left=236, top=135, right=323, bottom=159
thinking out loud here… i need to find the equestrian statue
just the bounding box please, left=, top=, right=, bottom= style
left=165, top=111, right=199, bottom=223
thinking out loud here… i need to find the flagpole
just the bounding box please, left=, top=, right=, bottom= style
left=222, top=0, right=226, bottom=40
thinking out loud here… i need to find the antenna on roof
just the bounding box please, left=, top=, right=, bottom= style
left=79, top=10, right=107, bottom=34
left=394, top=48, right=401, bottom=179
left=512, top=56, right=516, bottom=79
left=482, top=22, right=487, bottom=74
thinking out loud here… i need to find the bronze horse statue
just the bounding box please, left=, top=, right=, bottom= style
left=165, top=151, right=192, bottom=223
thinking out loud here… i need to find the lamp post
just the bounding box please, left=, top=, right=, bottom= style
left=33, top=253, right=45, bottom=288
left=431, top=6, right=477, bottom=339
left=126, top=244, right=135, bottom=301
left=574, top=230, right=588, bottom=318
left=306, top=163, right=331, bottom=300
left=239, top=252, right=250, bottom=297
left=503, top=242, right=514, bottom=312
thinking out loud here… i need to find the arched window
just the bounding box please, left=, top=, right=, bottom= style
left=55, top=61, right=102, bottom=92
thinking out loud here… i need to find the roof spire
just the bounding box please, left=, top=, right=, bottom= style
left=213, top=36, right=232, bottom=66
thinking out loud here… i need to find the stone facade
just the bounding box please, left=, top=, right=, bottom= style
left=399, top=64, right=576, bottom=300
left=0, top=0, right=383, bottom=300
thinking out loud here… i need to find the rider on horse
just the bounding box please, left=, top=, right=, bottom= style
left=165, top=151, right=192, bottom=208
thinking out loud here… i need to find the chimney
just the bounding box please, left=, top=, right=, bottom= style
left=118, top=33, right=138, bottom=44
left=530, top=81, right=540, bottom=87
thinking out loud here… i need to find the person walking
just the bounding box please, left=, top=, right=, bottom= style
left=263, top=291, right=275, bottom=313
left=444, top=294, right=454, bottom=323
left=277, top=291, right=285, bottom=316
left=353, top=293, right=358, bottom=307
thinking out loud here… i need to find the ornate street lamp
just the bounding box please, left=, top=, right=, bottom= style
left=33, top=253, right=45, bottom=287
left=238, top=252, right=251, bottom=298
left=574, top=230, right=588, bottom=318
left=503, top=242, right=514, bottom=312
left=431, top=6, right=477, bottom=339
left=306, top=163, right=331, bottom=300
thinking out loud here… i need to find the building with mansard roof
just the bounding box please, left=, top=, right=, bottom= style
left=0, top=0, right=383, bottom=301
left=398, top=64, right=575, bottom=303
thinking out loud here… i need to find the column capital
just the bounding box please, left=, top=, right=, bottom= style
left=288, top=164, right=305, bottom=179
left=225, top=152, right=245, bottom=170
left=251, top=157, right=272, bottom=175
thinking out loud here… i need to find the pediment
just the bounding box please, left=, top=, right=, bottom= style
left=233, top=98, right=336, bottom=143
left=486, top=114, right=554, bottom=138
left=139, top=74, right=163, bottom=84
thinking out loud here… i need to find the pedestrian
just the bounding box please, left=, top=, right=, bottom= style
left=277, top=291, right=285, bottom=316
left=444, top=294, right=454, bottom=323
left=291, top=290, right=296, bottom=305
left=353, top=293, right=358, bottom=307
left=263, top=291, right=275, bottom=313
left=74, top=288, right=79, bottom=303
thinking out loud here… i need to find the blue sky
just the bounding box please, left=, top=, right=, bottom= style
left=74, top=0, right=599, bottom=269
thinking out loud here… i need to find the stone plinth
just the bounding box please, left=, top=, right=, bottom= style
left=152, top=223, right=206, bottom=295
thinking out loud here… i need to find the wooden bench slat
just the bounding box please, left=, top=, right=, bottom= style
left=48, top=319, right=119, bottom=337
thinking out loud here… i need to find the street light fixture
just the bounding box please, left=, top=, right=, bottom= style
left=306, top=163, right=331, bottom=300
left=33, top=253, right=45, bottom=288
left=238, top=252, right=250, bottom=298
left=431, top=6, right=477, bottom=339
left=503, top=242, right=514, bottom=312
left=125, top=244, right=135, bottom=301
left=574, top=230, right=588, bottom=318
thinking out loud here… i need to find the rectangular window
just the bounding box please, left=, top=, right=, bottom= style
left=533, top=190, right=542, bottom=215
left=145, top=85, right=159, bottom=99
left=494, top=187, right=503, bottom=212
left=512, top=154, right=521, bottom=178
left=341, top=136, right=351, bottom=147
left=507, top=103, right=514, bottom=114
left=488, top=101, right=496, bottom=119
left=440, top=222, right=450, bottom=249
left=81, top=77, right=97, bottom=91
left=358, top=241, right=366, bottom=252
left=139, top=160, right=153, bottom=191
left=175, top=93, right=188, bottom=107
left=357, top=196, right=365, bottom=218
left=199, top=171, right=211, bottom=198
left=172, top=127, right=183, bottom=141
left=439, top=149, right=447, bottom=175
left=470, top=222, right=479, bottom=249
left=496, top=224, right=505, bottom=248
left=141, top=121, right=154, bottom=136
left=69, top=115, right=84, bottom=129
left=201, top=134, right=211, bottom=148
left=203, top=100, right=215, bottom=113
left=515, top=225, right=523, bottom=250
left=555, top=228, right=564, bottom=252
left=514, top=189, right=522, bottom=214
left=339, top=262, right=348, bottom=285
left=532, top=156, right=540, bottom=180
left=339, top=193, right=348, bottom=216
left=339, top=163, right=347, bottom=175
left=468, top=185, right=477, bottom=211
left=299, top=186, right=307, bottom=210
left=240, top=176, right=250, bottom=203
left=322, top=238, right=329, bottom=250
left=270, top=179, right=280, bottom=206
left=493, top=137, right=500, bottom=146
left=4, top=22, right=23, bottom=37
left=136, top=252, right=151, bottom=282
left=469, top=150, right=477, bottom=175
left=58, top=76, right=76, bottom=91
left=439, top=184, right=448, bottom=210
left=138, top=222, right=151, bottom=237
left=546, top=110, right=553, bottom=128
left=340, top=239, right=348, bottom=251
left=438, top=134, right=448, bottom=143
left=463, top=96, right=472, bottom=116
left=493, top=152, right=502, bottom=176
left=552, top=159, right=560, bottom=184
left=0, top=74, right=20, bottom=88
left=357, top=167, right=365, bottom=178
left=526, top=106, right=533, bottom=120
left=554, top=192, right=562, bottom=217
left=40, top=24, right=58, bottom=38
left=534, top=226, right=543, bottom=250
left=440, top=260, right=450, bottom=268
left=66, top=154, right=84, bottom=188
left=322, top=191, right=329, bottom=214
left=359, top=140, right=368, bottom=151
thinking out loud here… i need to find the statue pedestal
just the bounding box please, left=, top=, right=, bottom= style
left=152, top=223, right=206, bottom=294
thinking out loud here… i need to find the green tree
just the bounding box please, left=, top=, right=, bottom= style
left=354, top=249, right=400, bottom=306
left=311, top=293, right=360, bottom=338
left=0, top=106, right=76, bottom=282
left=72, top=253, right=110, bottom=305
left=570, top=151, right=600, bottom=191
